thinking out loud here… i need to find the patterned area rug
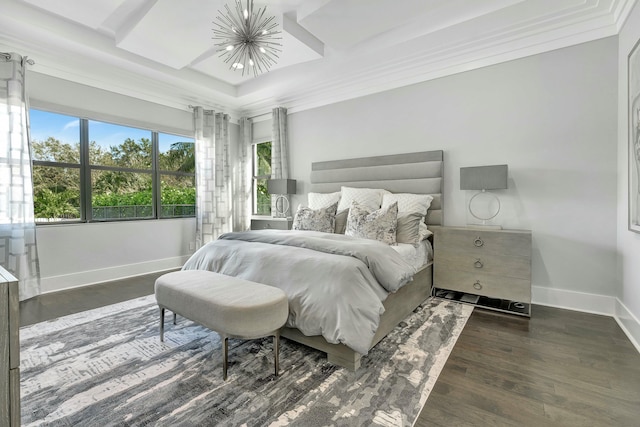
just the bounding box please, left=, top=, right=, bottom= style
left=20, top=295, right=472, bottom=426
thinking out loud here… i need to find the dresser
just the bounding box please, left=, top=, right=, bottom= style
left=1, top=266, right=20, bottom=426
left=432, top=226, right=532, bottom=316
left=250, top=217, right=293, bottom=230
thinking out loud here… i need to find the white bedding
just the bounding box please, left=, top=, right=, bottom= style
left=390, top=240, right=433, bottom=271
left=182, top=230, right=417, bottom=355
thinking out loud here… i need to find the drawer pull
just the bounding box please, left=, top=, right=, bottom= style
left=474, top=259, right=483, bottom=268
left=473, top=281, right=482, bottom=290
left=474, top=237, right=484, bottom=247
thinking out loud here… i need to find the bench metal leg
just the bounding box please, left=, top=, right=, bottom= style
left=173, top=312, right=177, bottom=325
left=274, top=332, right=280, bottom=377
left=222, top=335, right=229, bottom=381
left=159, top=307, right=165, bottom=342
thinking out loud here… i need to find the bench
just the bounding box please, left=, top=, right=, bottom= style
left=154, top=270, right=289, bottom=380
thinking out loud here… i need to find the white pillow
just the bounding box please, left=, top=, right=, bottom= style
left=308, top=191, right=341, bottom=209
left=337, top=186, right=388, bottom=212
left=381, top=193, right=433, bottom=216
left=419, top=222, right=433, bottom=241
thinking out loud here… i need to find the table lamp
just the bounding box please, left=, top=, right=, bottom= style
left=267, top=179, right=296, bottom=218
left=460, top=165, right=508, bottom=227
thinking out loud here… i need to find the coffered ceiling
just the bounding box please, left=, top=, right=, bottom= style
left=0, top=0, right=635, bottom=117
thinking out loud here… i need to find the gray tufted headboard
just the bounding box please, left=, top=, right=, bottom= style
left=309, top=150, right=444, bottom=225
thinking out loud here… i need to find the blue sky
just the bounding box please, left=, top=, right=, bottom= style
left=30, top=109, right=193, bottom=152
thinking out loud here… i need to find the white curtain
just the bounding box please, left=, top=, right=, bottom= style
left=0, top=52, right=41, bottom=301
left=271, top=107, right=289, bottom=215
left=234, top=117, right=252, bottom=231
left=193, top=107, right=232, bottom=247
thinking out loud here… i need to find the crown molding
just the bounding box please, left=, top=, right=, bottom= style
left=240, top=5, right=623, bottom=115
left=1, top=0, right=637, bottom=119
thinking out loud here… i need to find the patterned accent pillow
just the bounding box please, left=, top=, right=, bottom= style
left=337, top=186, right=388, bottom=212
left=345, top=201, right=398, bottom=245
left=308, top=192, right=341, bottom=209
left=292, top=202, right=338, bottom=233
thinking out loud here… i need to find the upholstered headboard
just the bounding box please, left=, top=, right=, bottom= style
left=309, top=150, right=444, bottom=225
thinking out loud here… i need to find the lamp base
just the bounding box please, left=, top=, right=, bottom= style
left=273, top=195, right=290, bottom=219
left=466, top=190, right=502, bottom=228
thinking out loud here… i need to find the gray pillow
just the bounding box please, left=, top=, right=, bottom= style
left=345, top=201, right=398, bottom=245
left=334, top=209, right=348, bottom=234
left=396, top=212, right=425, bottom=246
left=292, top=202, right=338, bottom=233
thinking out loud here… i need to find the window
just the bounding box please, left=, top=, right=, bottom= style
left=253, top=141, right=271, bottom=215
left=158, top=132, right=196, bottom=218
left=30, top=109, right=195, bottom=223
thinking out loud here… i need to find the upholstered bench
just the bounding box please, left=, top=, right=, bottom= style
left=154, top=270, right=289, bottom=380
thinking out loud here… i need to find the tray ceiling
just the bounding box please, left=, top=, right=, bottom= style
left=0, top=0, right=635, bottom=117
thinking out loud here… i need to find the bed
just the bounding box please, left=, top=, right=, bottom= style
left=183, top=150, right=444, bottom=370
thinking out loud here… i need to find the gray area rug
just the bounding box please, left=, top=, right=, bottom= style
left=20, top=295, right=472, bottom=426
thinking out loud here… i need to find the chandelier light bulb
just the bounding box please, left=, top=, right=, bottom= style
left=213, top=0, right=282, bottom=76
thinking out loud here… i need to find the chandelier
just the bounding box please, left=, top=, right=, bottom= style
left=212, top=0, right=282, bottom=76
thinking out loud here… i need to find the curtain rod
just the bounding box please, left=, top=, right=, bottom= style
left=188, top=105, right=272, bottom=121
left=249, top=111, right=271, bottom=120
left=0, top=52, right=35, bottom=65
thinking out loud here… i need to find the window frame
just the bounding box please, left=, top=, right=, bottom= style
left=252, top=139, right=272, bottom=216
left=31, top=109, right=195, bottom=224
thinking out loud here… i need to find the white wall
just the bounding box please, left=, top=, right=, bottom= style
left=37, top=219, right=195, bottom=292
left=617, top=1, right=640, bottom=349
left=26, top=73, right=229, bottom=293
left=288, top=37, right=619, bottom=312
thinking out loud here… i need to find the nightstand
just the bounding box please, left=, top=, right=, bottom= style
left=432, top=226, right=532, bottom=316
left=250, top=218, right=293, bottom=230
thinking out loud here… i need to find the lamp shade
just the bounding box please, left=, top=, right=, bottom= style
left=267, top=179, right=296, bottom=194
left=460, top=165, right=508, bottom=191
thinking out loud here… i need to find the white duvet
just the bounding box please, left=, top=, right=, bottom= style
left=181, top=229, right=417, bottom=355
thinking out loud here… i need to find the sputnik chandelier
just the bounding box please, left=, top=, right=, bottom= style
left=212, top=0, right=282, bottom=76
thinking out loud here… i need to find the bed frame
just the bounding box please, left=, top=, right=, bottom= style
left=280, top=150, right=444, bottom=370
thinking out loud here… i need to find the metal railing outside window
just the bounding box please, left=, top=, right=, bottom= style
left=30, top=109, right=196, bottom=223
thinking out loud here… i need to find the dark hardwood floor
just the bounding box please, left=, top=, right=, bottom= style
left=19, top=270, right=173, bottom=327
left=418, top=305, right=640, bottom=426
left=21, top=276, right=640, bottom=426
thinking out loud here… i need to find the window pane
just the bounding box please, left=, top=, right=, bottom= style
left=255, top=177, right=271, bottom=215
left=91, top=170, right=153, bottom=220
left=89, top=120, right=152, bottom=169
left=158, top=133, right=195, bottom=173
left=160, top=174, right=195, bottom=218
left=255, top=141, right=271, bottom=176
left=30, top=110, right=80, bottom=163
left=33, top=165, right=81, bottom=222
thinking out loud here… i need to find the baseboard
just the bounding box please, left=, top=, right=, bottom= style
left=532, top=286, right=616, bottom=316
left=532, top=286, right=640, bottom=354
left=40, top=256, right=190, bottom=294
left=614, top=299, right=640, bottom=354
